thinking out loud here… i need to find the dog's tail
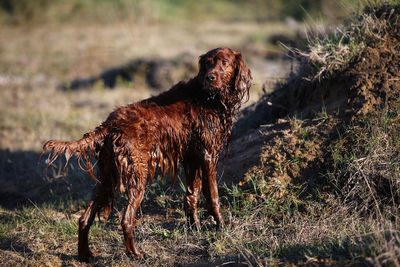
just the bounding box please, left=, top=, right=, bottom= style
left=40, top=126, right=108, bottom=182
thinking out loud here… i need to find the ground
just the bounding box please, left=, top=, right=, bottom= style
left=1, top=2, right=400, bottom=266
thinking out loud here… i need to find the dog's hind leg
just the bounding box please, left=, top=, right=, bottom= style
left=121, top=176, right=146, bottom=259
left=78, top=153, right=114, bottom=261
left=97, top=144, right=116, bottom=222
left=78, top=184, right=102, bottom=261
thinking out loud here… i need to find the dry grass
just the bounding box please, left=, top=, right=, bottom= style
left=1, top=169, right=397, bottom=266
left=330, top=110, right=400, bottom=219
left=293, top=1, right=400, bottom=81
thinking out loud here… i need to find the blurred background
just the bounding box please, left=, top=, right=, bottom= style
left=0, top=0, right=360, bottom=196
left=0, top=0, right=357, bottom=199
left=0, top=0, right=360, bottom=212
left=0, top=0, right=358, bottom=150
left=0, top=0, right=356, bottom=100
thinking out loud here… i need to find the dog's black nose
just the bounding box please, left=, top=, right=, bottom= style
left=207, top=73, right=216, bottom=81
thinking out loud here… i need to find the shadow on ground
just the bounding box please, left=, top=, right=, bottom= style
left=0, top=149, right=95, bottom=209
left=0, top=148, right=185, bottom=220
left=59, top=53, right=197, bottom=91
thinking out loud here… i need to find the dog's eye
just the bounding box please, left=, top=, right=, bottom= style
left=222, top=60, right=227, bottom=66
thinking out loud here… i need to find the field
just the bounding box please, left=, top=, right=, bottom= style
left=1, top=1, right=400, bottom=266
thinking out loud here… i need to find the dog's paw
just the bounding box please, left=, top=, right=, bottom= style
left=79, top=249, right=97, bottom=262
left=127, top=248, right=147, bottom=260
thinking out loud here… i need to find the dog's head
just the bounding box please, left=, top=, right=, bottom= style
left=198, top=47, right=252, bottom=108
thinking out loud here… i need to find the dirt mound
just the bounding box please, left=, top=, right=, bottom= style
left=226, top=4, right=400, bottom=191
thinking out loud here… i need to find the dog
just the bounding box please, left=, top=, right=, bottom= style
left=41, top=47, right=252, bottom=260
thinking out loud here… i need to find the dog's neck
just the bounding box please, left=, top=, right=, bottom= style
left=198, top=86, right=244, bottom=117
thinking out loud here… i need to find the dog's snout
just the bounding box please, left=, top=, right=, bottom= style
left=207, top=73, right=216, bottom=81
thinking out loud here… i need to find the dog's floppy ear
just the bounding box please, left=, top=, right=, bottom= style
left=198, top=53, right=208, bottom=76
left=234, top=52, right=253, bottom=98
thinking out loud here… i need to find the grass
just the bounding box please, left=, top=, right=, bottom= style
left=0, top=170, right=375, bottom=265
left=329, top=109, right=400, bottom=219
left=0, top=176, right=397, bottom=265
left=324, top=109, right=400, bottom=265
left=294, top=0, right=400, bottom=80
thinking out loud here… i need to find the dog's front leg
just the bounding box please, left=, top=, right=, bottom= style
left=183, top=159, right=202, bottom=228
left=201, top=152, right=227, bottom=229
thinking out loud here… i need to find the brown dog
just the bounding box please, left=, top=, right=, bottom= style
left=42, top=47, right=252, bottom=261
